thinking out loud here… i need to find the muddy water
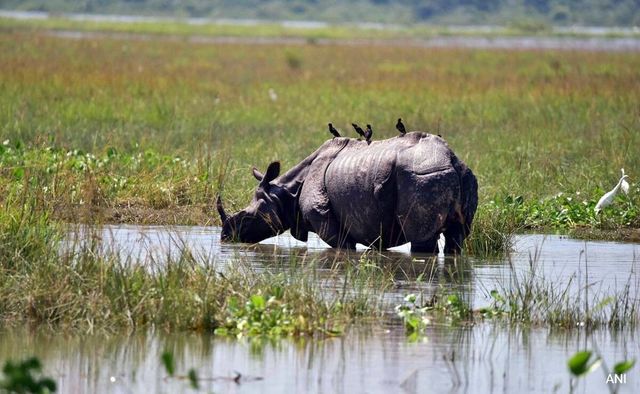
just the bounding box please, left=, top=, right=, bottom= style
left=4, top=227, right=640, bottom=393
left=0, top=325, right=637, bottom=393
left=87, top=226, right=639, bottom=308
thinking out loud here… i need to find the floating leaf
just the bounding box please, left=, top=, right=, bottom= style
left=161, top=351, right=175, bottom=376
left=213, top=327, right=229, bottom=336
left=568, top=351, right=601, bottom=376
left=404, top=294, right=417, bottom=303
left=613, top=359, right=635, bottom=374
left=188, top=368, right=199, bottom=390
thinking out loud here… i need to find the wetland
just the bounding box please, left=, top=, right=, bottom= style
left=0, top=15, right=639, bottom=393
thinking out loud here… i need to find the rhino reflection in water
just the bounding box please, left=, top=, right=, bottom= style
left=217, top=132, right=478, bottom=253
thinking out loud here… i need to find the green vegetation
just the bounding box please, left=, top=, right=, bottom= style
left=481, top=267, right=638, bottom=328
left=396, top=250, right=639, bottom=331
left=0, top=21, right=639, bottom=339
left=395, top=291, right=473, bottom=338
left=567, top=350, right=635, bottom=393
left=568, top=350, right=602, bottom=377
left=2, top=15, right=640, bottom=44
left=161, top=351, right=199, bottom=390
left=1, top=0, right=640, bottom=26
left=0, top=187, right=390, bottom=332
left=0, top=357, right=56, bottom=393
left=0, top=29, right=638, bottom=247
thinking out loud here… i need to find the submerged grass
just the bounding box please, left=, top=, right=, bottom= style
left=483, top=253, right=639, bottom=328
left=1, top=185, right=638, bottom=334
left=0, top=189, right=394, bottom=333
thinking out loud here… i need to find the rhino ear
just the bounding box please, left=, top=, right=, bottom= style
left=252, top=167, right=264, bottom=182
left=260, top=161, right=280, bottom=186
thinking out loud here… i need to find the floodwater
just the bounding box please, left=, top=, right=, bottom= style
left=44, top=29, right=640, bottom=52
left=3, top=226, right=639, bottom=393
left=3, top=9, right=640, bottom=51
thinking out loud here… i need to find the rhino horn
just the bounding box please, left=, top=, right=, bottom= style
left=216, top=195, right=228, bottom=223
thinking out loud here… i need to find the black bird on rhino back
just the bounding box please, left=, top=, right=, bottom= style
left=328, top=123, right=340, bottom=138
left=396, top=118, right=406, bottom=135
left=352, top=123, right=365, bottom=138
left=364, top=124, right=373, bottom=144
left=217, top=132, right=478, bottom=253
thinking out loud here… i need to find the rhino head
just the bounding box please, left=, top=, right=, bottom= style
left=217, top=161, right=286, bottom=243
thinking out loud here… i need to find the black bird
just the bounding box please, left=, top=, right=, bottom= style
left=352, top=123, right=365, bottom=138
left=396, top=118, right=406, bottom=135
left=328, top=123, right=340, bottom=138
left=364, top=124, right=373, bottom=143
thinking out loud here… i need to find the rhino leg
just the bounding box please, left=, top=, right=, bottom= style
left=397, top=167, right=457, bottom=252
left=318, top=220, right=357, bottom=249
left=304, top=206, right=356, bottom=249
left=410, top=234, right=440, bottom=254
left=443, top=222, right=465, bottom=254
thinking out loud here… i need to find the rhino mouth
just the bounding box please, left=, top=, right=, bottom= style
left=217, top=195, right=285, bottom=244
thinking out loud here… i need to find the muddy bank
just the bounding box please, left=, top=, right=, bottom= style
left=53, top=202, right=219, bottom=226
left=52, top=203, right=640, bottom=243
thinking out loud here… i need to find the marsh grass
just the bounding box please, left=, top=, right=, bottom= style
left=1, top=28, right=639, bottom=251
left=0, top=190, right=396, bottom=333
left=1, top=183, right=638, bottom=333
left=478, top=250, right=640, bottom=329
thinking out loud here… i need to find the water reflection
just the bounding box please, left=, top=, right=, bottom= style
left=0, top=325, right=637, bottom=393
left=75, top=225, right=639, bottom=310
left=4, top=226, right=639, bottom=393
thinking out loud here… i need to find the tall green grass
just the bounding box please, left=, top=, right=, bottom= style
left=1, top=182, right=638, bottom=333
left=0, top=186, right=396, bottom=332
left=1, top=30, right=639, bottom=249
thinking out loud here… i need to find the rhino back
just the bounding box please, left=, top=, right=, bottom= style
left=324, top=133, right=460, bottom=245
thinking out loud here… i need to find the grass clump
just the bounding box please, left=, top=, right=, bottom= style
left=0, top=357, right=56, bottom=394
left=0, top=190, right=389, bottom=334
left=475, top=253, right=639, bottom=328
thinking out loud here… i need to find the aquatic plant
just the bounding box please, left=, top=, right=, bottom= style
left=214, top=293, right=316, bottom=337
left=567, top=350, right=635, bottom=393
left=160, top=351, right=199, bottom=390
left=395, top=294, right=430, bottom=335
left=395, top=289, right=473, bottom=337
left=0, top=357, right=56, bottom=393
left=477, top=290, right=508, bottom=318
left=568, top=350, right=602, bottom=377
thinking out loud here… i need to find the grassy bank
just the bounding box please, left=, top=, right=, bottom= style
left=2, top=190, right=638, bottom=334
left=1, top=29, right=639, bottom=249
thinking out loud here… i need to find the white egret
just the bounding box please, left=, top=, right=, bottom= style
left=621, top=168, right=630, bottom=195
left=594, top=169, right=630, bottom=214
left=268, top=88, right=278, bottom=102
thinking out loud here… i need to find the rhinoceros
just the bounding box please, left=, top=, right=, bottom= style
left=216, top=132, right=478, bottom=253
